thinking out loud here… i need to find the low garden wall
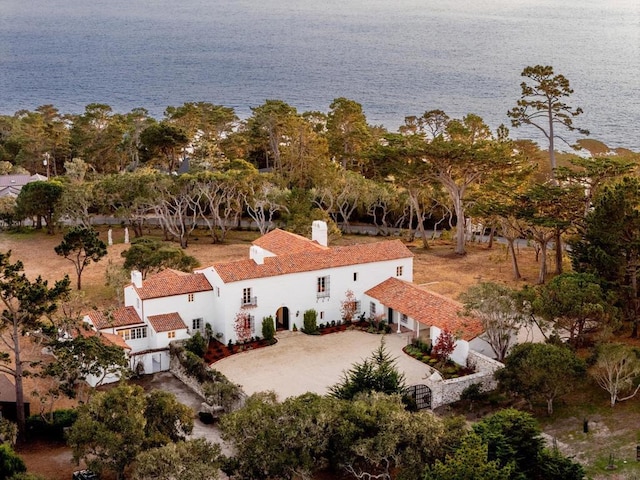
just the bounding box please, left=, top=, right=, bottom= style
left=169, top=354, right=208, bottom=401
left=425, top=350, right=503, bottom=409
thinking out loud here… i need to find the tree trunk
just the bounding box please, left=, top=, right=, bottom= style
left=547, top=397, right=554, bottom=415
left=408, top=192, right=429, bottom=249
left=538, top=241, right=548, bottom=284
left=508, top=240, right=522, bottom=280
left=554, top=230, right=563, bottom=274
left=13, top=322, right=27, bottom=444
left=630, top=257, right=639, bottom=338
left=487, top=226, right=495, bottom=249
left=453, top=197, right=466, bottom=255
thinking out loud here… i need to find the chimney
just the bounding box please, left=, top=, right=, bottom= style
left=250, top=245, right=265, bottom=265
left=131, top=270, right=143, bottom=288
left=312, top=220, right=328, bottom=247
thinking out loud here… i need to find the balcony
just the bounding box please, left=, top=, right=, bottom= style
left=241, top=296, right=258, bottom=307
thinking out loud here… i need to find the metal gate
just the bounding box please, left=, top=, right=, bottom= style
left=405, top=384, right=432, bottom=410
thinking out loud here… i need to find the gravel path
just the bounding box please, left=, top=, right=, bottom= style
left=212, top=330, right=431, bottom=400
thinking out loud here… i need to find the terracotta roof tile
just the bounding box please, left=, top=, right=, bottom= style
left=211, top=239, right=413, bottom=283
left=100, top=332, right=132, bottom=350
left=77, top=327, right=131, bottom=351
left=86, top=306, right=143, bottom=330
left=147, top=312, right=188, bottom=333
left=134, top=269, right=212, bottom=300
left=253, top=228, right=328, bottom=255
left=365, top=277, right=484, bottom=341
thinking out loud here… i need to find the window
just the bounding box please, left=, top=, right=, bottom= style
left=168, top=331, right=176, bottom=339
left=216, top=287, right=220, bottom=297
left=244, top=314, right=255, bottom=333
left=320, top=311, right=324, bottom=320
left=353, top=272, right=358, bottom=282
left=188, top=293, right=194, bottom=302
left=136, top=298, right=140, bottom=309
left=119, top=326, right=147, bottom=341
left=241, top=287, right=256, bottom=306
left=317, top=276, right=330, bottom=298
left=396, top=266, right=403, bottom=277
left=370, top=302, right=376, bottom=318
left=401, top=313, right=408, bottom=324
left=192, top=318, right=202, bottom=332
left=354, top=301, right=361, bottom=315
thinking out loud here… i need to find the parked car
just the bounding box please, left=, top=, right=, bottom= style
left=72, top=470, right=98, bottom=480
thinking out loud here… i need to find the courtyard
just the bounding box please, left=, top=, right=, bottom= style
left=212, top=330, right=432, bottom=399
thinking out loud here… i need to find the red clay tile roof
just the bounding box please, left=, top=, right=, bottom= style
left=211, top=239, right=413, bottom=283
left=253, top=228, right=328, bottom=255
left=365, top=277, right=484, bottom=341
left=76, top=324, right=132, bottom=350
left=147, top=312, right=187, bottom=333
left=100, top=332, right=131, bottom=350
left=86, top=306, right=143, bottom=330
left=134, top=269, right=212, bottom=300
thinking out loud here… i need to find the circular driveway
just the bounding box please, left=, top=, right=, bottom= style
left=212, top=330, right=432, bottom=399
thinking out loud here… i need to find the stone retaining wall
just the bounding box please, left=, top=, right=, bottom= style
left=424, top=351, right=503, bottom=409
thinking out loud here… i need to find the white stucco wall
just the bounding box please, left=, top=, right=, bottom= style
left=198, top=256, right=413, bottom=343
left=431, top=326, right=470, bottom=366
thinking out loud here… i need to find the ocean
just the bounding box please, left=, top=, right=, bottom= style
left=1, top=0, right=638, bottom=150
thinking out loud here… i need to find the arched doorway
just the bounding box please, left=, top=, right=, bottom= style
left=275, top=306, right=290, bottom=331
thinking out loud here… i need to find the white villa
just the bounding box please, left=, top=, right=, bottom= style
left=84, top=221, right=491, bottom=379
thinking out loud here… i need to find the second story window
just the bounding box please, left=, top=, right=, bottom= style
left=119, top=326, right=147, bottom=341
left=317, top=276, right=330, bottom=298
left=353, top=272, right=358, bottom=282
left=188, top=293, right=194, bottom=302
left=168, top=331, right=176, bottom=339
left=396, top=266, right=403, bottom=277
left=242, top=287, right=256, bottom=306
left=192, top=318, right=202, bottom=332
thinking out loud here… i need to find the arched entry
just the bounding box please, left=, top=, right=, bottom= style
left=275, top=306, right=290, bottom=331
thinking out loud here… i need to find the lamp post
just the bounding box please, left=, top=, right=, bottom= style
left=42, top=152, right=50, bottom=180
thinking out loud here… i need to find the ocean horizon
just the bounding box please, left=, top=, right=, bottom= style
left=1, top=0, right=638, bottom=150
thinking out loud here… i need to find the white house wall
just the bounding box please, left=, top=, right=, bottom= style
left=124, top=285, right=142, bottom=318
left=130, top=350, right=171, bottom=375
left=431, top=326, right=470, bottom=366
left=199, top=257, right=413, bottom=343
left=468, top=336, right=495, bottom=359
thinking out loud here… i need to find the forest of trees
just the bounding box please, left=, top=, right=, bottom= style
left=1, top=65, right=640, bottom=479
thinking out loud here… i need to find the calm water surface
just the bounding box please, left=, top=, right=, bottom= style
left=1, top=0, right=638, bottom=149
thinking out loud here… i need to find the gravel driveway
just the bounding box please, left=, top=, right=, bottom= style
left=212, top=330, right=431, bottom=399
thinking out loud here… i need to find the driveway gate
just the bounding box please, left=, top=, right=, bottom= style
left=405, top=384, right=432, bottom=410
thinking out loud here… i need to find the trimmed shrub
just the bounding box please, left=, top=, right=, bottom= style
left=261, top=316, right=275, bottom=343
left=303, top=309, right=318, bottom=334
